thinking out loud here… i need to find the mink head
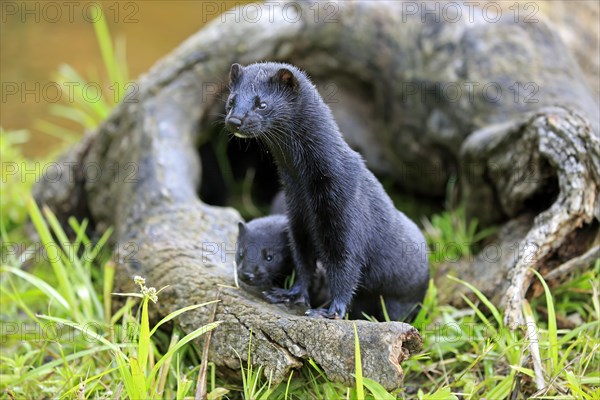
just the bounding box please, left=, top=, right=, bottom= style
left=236, top=217, right=292, bottom=288
left=224, top=62, right=303, bottom=140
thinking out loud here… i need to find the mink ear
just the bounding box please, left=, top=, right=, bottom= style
left=273, top=68, right=299, bottom=91
left=237, top=221, right=246, bottom=236
left=230, top=63, right=243, bottom=85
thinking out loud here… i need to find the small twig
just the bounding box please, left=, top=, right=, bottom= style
left=156, top=330, right=180, bottom=396
left=543, top=245, right=599, bottom=281
left=195, top=290, right=221, bottom=400
left=531, top=356, right=580, bottom=397
left=5, top=388, right=16, bottom=400
left=524, top=304, right=546, bottom=390
left=509, top=374, right=521, bottom=400
left=76, top=381, right=85, bottom=400
left=113, top=382, right=123, bottom=400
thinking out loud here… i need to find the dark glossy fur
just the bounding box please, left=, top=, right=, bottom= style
left=225, top=62, right=429, bottom=321
left=236, top=216, right=292, bottom=289
left=270, top=191, right=287, bottom=215
left=236, top=214, right=330, bottom=308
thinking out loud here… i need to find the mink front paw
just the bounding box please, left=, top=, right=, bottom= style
left=263, top=287, right=308, bottom=306
left=305, top=308, right=341, bottom=319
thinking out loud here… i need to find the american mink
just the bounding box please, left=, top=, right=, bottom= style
left=236, top=215, right=292, bottom=289
left=225, top=62, right=429, bottom=321
left=236, top=214, right=330, bottom=307
left=270, top=191, right=286, bottom=215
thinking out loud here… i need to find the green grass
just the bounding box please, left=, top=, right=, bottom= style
left=422, top=206, right=497, bottom=263
left=2, top=186, right=597, bottom=398
left=1, top=202, right=223, bottom=399
left=398, top=262, right=600, bottom=399
left=0, top=129, right=41, bottom=235
left=23, top=3, right=130, bottom=146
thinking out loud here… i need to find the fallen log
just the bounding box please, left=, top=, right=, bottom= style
left=32, top=0, right=599, bottom=388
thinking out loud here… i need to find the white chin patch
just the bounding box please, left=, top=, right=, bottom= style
left=234, top=132, right=250, bottom=138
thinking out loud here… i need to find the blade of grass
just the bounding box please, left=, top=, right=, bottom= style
left=9, top=345, right=116, bottom=386
left=449, top=275, right=502, bottom=326
left=104, top=260, right=116, bottom=327
left=148, top=322, right=222, bottom=390
left=54, top=63, right=110, bottom=119
left=246, top=330, right=257, bottom=399
left=69, top=218, right=89, bottom=257
left=353, top=323, right=365, bottom=400
left=149, top=300, right=219, bottom=337
left=305, top=360, right=324, bottom=398
left=49, top=104, right=99, bottom=129
left=36, top=314, right=127, bottom=359
left=83, top=226, right=113, bottom=271
left=33, top=120, right=81, bottom=143
left=28, top=198, right=79, bottom=320
left=558, top=321, right=599, bottom=346
left=380, top=296, right=391, bottom=322
left=59, top=366, right=119, bottom=399
left=115, top=35, right=129, bottom=85
left=284, top=370, right=294, bottom=400
left=453, top=341, right=495, bottom=384
left=111, top=297, right=137, bottom=327
left=361, top=377, right=395, bottom=400
left=116, top=351, right=137, bottom=400
left=509, top=366, right=534, bottom=378
left=1, top=266, right=69, bottom=310
left=0, top=217, right=18, bottom=265
left=130, top=358, right=147, bottom=399
left=460, top=295, right=496, bottom=336
left=531, top=269, right=558, bottom=371
left=43, top=206, right=102, bottom=318
left=68, top=218, right=92, bottom=248
left=484, top=372, right=514, bottom=400
left=412, top=279, right=437, bottom=329
left=195, top=295, right=220, bottom=400
left=422, top=386, right=458, bottom=400
left=3, top=278, right=43, bottom=323
left=565, top=370, right=592, bottom=399
left=92, top=7, right=124, bottom=87
left=138, top=297, right=150, bottom=374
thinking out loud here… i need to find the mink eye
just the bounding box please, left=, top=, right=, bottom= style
left=228, top=97, right=235, bottom=108
left=265, top=254, right=273, bottom=262
left=257, top=101, right=267, bottom=110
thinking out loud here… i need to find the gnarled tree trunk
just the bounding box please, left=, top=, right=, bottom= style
left=33, top=0, right=599, bottom=389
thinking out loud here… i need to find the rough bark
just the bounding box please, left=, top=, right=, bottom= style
left=32, top=0, right=599, bottom=388
left=543, top=245, right=600, bottom=282
left=460, top=108, right=599, bottom=326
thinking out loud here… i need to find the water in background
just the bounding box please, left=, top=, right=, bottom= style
left=1, top=0, right=247, bottom=157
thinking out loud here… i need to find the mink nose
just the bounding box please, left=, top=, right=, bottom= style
left=227, top=117, right=242, bottom=131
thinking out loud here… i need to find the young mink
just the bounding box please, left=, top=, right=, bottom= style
left=236, top=215, right=293, bottom=289
left=237, top=214, right=330, bottom=307
left=225, top=62, right=429, bottom=321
